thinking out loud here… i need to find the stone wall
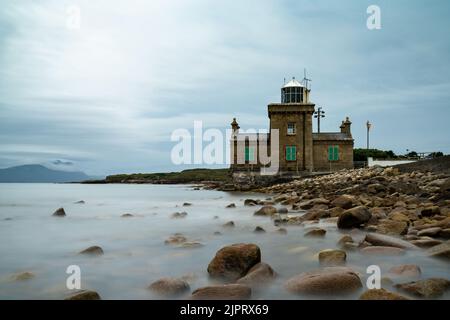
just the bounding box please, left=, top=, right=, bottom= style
left=313, top=140, right=354, bottom=172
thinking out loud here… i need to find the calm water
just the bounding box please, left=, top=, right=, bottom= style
left=0, top=183, right=449, bottom=300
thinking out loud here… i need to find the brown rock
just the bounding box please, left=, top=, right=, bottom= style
left=254, top=206, right=277, bottom=216
left=148, top=277, right=190, bottom=296
left=65, top=290, right=101, bottom=300
left=318, top=249, right=346, bottom=266
left=337, top=235, right=354, bottom=246
left=304, top=228, right=326, bottom=237
left=222, top=221, right=235, bottom=228
left=337, top=206, right=371, bottom=229
left=359, top=288, right=409, bottom=300
left=52, top=207, right=66, bottom=217
left=191, top=284, right=251, bottom=300
left=165, top=233, right=187, bottom=245
left=440, top=228, right=450, bottom=239
left=389, top=264, right=421, bottom=278
left=79, top=246, right=104, bottom=256
left=360, top=246, right=405, bottom=256
left=226, top=203, right=236, bottom=208
left=331, top=195, right=355, bottom=209
left=364, top=233, right=417, bottom=249
left=285, top=267, right=362, bottom=295
left=328, top=207, right=345, bottom=218
left=253, top=226, right=266, bottom=233
left=376, top=219, right=408, bottom=235
left=244, top=199, right=257, bottom=206
left=395, top=278, right=450, bottom=298
left=417, top=227, right=442, bottom=237
left=426, top=241, right=450, bottom=259
left=207, top=243, right=261, bottom=280
left=12, top=272, right=35, bottom=281
left=421, top=206, right=440, bottom=217
left=236, top=262, right=275, bottom=286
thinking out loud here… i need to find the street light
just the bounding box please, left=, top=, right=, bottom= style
left=314, top=107, right=325, bottom=133
left=366, top=121, right=372, bottom=150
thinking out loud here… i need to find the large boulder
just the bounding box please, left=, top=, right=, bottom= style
left=331, top=195, right=355, bottom=209
left=52, top=207, right=66, bottom=217
left=337, top=206, right=371, bottom=229
left=285, top=267, right=362, bottom=295
left=148, top=277, right=190, bottom=297
left=359, top=288, right=409, bottom=300
left=236, top=262, right=275, bottom=287
left=65, top=290, right=101, bottom=300
left=207, top=243, right=261, bottom=281
left=426, top=241, right=450, bottom=260
left=395, top=278, right=450, bottom=298
left=254, top=206, right=277, bottom=216
left=191, top=284, right=251, bottom=300
left=364, top=233, right=417, bottom=250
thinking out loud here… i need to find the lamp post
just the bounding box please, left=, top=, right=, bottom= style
left=366, top=121, right=372, bottom=150
left=314, top=107, right=325, bottom=133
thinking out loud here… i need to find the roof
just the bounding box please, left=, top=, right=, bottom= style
left=313, top=132, right=353, bottom=141
left=234, top=133, right=269, bottom=140
left=282, top=78, right=304, bottom=88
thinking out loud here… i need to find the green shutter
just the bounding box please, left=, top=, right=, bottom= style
left=286, top=146, right=296, bottom=161
left=328, top=146, right=333, bottom=161
left=328, top=146, right=339, bottom=161
left=334, top=146, right=339, bottom=161
left=245, top=147, right=254, bottom=161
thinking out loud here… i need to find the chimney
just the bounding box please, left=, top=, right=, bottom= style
left=340, top=117, right=352, bottom=135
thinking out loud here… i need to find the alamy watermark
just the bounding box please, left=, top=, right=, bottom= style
left=367, top=5, right=381, bottom=30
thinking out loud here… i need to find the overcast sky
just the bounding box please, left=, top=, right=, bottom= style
left=0, top=0, right=449, bottom=176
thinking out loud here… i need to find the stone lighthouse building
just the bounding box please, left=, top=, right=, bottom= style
left=230, top=77, right=354, bottom=174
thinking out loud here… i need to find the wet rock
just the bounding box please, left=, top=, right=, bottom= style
left=360, top=246, right=405, bottom=256
left=367, top=183, right=386, bottom=194
left=244, top=199, right=258, bottom=206
left=388, top=211, right=411, bottom=223
left=148, top=277, right=190, bottom=296
left=417, top=227, right=442, bottom=237
left=359, top=288, right=409, bottom=300
left=165, top=233, right=187, bottom=245
left=254, top=205, right=277, bottom=216
left=337, top=206, right=371, bottom=229
left=180, top=241, right=204, bottom=249
left=376, top=220, right=409, bottom=235
left=236, top=263, right=275, bottom=286
left=395, top=278, right=450, bottom=298
left=79, top=246, right=104, bottom=256
left=318, top=249, right=347, bottom=266
left=226, top=203, right=236, bottom=208
left=222, top=221, right=235, bottom=228
left=410, top=239, right=443, bottom=248
left=182, top=202, right=192, bottom=207
left=74, top=200, right=85, bottom=204
left=440, top=228, right=450, bottom=239
left=277, top=207, right=288, bottom=214
left=207, top=243, right=261, bottom=281
left=296, top=198, right=330, bottom=210
left=304, top=228, right=326, bottom=237
left=213, top=231, right=222, bottom=236
left=364, top=233, right=417, bottom=249
left=65, top=290, right=101, bottom=300
left=331, top=195, right=355, bottom=209
left=388, top=265, right=421, bottom=278
left=426, top=241, right=450, bottom=259
left=253, top=226, right=266, bottom=233
left=285, top=267, right=362, bottom=295
left=276, top=228, right=287, bottom=235
left=12, top=271, right=35, bottom=281
left=171, top=211, right=188, bottom=219
left=52, top=207, right=66, bottom=217
left=191, top=284, right=251, bottom=300
left=121, top=213, right=134, bottom=218
left=420, top=206, right=440, bottom=217
left=337, top=235, right=354, bottom=246
left=328, top=207, right=345, bottom=218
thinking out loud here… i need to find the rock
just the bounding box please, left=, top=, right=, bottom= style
left=182, top=202, right=192, bottom=207
left=12, top=272, right=35, bottom=281
left=148, top=277, right=190, bottom=296
left=52, top=207, right=66, bottom=217
left=417, top=227, right=442, bottom=237
left=236, top=263, right=275, bottom=286
left=296, top=198, right=330, bottom=210
left=65, top=290, right=101, bottom=300
left=276, top=228, right=287, bottom=235
left=318, top=249, right=346, bottom=266
left=226, top=203, right=236, bottom=208
left=440, top=228, right=450, bottom=239
left=337, top=206, right=371, bottom=229
left=376, top=220, right=409, bottom=235
left=388, top=211, right=411, bottom=223
left=254, top=205, right=277, bottom=216
left=367, top=183, right=386, bottom=194
left=277, top=207, right=288, bottom=214
left=74, top=200, right=85, bottom=204
left=207, top=243, right=261, bottom=280
left=395, top=278, right=450, bottom=298
left=388, top=265, right=421, bottom=278
left=121, top=213, right=134, bottom=218
left=359, top=288, right=409, bottom=300
left=213, top=231, right=222, bottom=236
left=244, top=199, right=257, bottom=206
left=191, top=284, right=251, bottom=300
left=338, top=235, right=354, bottom=246
left=426, top=241, right=450, bottom=259
left=328, top=207, right=345, bottom=217
left=171, top=211, right=188, bottom=219
left=165, top=233, right=187, bottom=245
left=180, top=241, right=204, bottom=249
left=410, top=239, right=443, bottom=248
left=420, top=206, right=440, bottom=217
left=304, top=228, right=326, bottom=237
left=364, top=233, right=417, bottom=249
left=285, top=267, right=362, bottom=295
left=253, top=226, right=266, bottom=233
left=360, top=246, right=405, bottom=256
left=79, top=246, right=104, bottom=256
left=331, top=195, right=355, bottom=209
left=222, top=221, right=235, bottom=228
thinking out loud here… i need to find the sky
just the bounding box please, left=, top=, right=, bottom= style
left=0, top=0, right=449, bottom=176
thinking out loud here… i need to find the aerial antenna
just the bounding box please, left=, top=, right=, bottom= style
left=303, top=68, right=312, bottom=90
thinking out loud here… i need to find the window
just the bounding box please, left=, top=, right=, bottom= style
left=245, top=146, right=255, bottom=162
left=328, top=145, right=339, bottom=161
left=286, top=145, right=297, bottom=161
left=287, top=122, right=296, bottom=135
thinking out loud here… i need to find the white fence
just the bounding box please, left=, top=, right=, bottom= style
left=367, top=157, right=417, bottom=168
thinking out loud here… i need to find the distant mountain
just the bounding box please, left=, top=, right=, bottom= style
left=0, top=164, right=92, bottom=183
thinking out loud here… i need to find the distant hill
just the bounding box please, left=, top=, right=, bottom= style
left=0, top=164, right=92, bottom=183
